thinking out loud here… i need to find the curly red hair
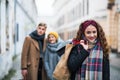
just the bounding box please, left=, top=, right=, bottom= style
left=74, top=20, right=110, bottom=58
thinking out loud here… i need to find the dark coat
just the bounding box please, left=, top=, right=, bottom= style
left=58, top=44, right=110, bottom=80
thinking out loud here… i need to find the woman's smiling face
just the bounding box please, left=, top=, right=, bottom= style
left=84, top=25, right=97, bottom=43
left=48, top=34, right=57, bottom=44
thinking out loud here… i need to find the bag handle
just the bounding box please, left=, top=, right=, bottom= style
left=63, top=44, right=74, bottom=61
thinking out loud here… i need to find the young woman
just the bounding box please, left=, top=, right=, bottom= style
left=44, top=31, right=68, bottom=80
left=67, top=20, right=110, bottom=80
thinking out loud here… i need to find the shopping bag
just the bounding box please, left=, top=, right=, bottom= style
left=53, top=44, right=74, bottom=80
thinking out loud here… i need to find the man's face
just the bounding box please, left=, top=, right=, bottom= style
left=37, top=26, right=46, bottom=35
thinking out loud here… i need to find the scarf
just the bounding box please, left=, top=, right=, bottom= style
left=47, top=37, right=69, bottom=52
left=47, top=43, right=60, bottom=52
left=72, top=39, right=103, bottom=80
left=29, top=30, right=45, bottom=58
left=76, top=41, right=103, bottom=80
left=44, top=38, right=68, bottom=80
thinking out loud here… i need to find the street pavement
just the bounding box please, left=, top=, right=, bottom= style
left=10, top=53, right=120, bottom=80
left=11, top=54, right=22, bottom=80
left=110, top=53, right=120, bottom=80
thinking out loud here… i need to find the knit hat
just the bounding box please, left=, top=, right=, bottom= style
left=81, top=20, right=98, bottom=32
left=48, top=31, right=59, bottom=39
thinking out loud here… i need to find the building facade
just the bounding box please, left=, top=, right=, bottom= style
left=53, top=0, right=120, bottom=54
left=107, top=0, right=120, bottom=55
left=0, top=0, right=37, bottom=79
left=53, top=0, right=109, bottom=40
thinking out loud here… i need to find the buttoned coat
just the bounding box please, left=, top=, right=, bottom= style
left=21, top=36, right=47, bottom=80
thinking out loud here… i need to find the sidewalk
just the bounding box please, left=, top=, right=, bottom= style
left=110, top=53, right=120, bottom=70
left=10, top=52, right=120, bottom=80
left=11, top=54, right=23, bottom=80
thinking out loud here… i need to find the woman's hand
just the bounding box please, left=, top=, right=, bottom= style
left=80, top=40, right=88, bottom=50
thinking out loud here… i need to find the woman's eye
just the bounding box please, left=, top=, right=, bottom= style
left=93, top=31, right=97, bottom=33
left=86, top=31, right=91, bottom=34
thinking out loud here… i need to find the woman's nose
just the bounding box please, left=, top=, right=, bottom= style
left=90, top=33, right=94, bottom=37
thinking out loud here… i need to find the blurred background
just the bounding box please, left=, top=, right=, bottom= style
left=0, top=0, right=120, bottom=80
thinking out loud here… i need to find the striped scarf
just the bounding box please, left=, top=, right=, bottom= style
left=76, top=42, right=103, bottom=80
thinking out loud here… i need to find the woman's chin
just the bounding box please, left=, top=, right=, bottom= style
left=88, top=40, right=95, bottom=43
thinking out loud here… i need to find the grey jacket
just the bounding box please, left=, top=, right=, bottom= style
left=44, top=38, right=70, bottom=80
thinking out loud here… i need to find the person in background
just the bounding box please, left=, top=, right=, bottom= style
left=21, top=23, right=47, bottom=80
left=44, top=31, right=69, bottom=80
left=67, top=20, right=110, bottom=80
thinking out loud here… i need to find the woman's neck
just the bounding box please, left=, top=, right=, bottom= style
left=88, top=41, right=96, bottom=49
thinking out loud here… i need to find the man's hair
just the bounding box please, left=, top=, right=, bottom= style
left=38, top=23, right=47, bottom=28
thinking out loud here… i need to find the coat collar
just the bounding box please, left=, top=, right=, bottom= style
left=32, top=39, right=40, bottom=50
left=30, top=36, right=46, bottom=51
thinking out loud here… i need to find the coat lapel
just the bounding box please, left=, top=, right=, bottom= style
left=31, top=39, right=40, bottom=51
left=30, top=36, right=47, bottom=52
